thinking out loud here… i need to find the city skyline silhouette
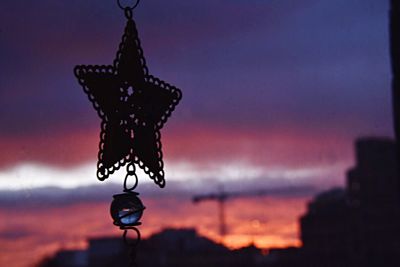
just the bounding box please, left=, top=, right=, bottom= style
left=0, top=0, right=396, bottom=266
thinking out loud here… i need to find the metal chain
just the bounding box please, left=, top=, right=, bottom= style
left=123, top=227, right=141, bottom=267
left=122, top=162, right=141, bottom=266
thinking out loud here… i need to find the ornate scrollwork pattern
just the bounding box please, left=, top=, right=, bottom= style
left=74, top=15, right=182, bottom=188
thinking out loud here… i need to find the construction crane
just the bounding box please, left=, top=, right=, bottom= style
left=192, top=186, right=313, bottom=240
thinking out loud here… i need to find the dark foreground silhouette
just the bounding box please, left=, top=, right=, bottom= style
left=36, top=137, right=400, bottom=267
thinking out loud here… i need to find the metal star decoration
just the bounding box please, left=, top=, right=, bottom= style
left=74, top=12, right=182, bottom=188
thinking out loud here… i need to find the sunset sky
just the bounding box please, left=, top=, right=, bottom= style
left=0, top=0, right=394, bottom=266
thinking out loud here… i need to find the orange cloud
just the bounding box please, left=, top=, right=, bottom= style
left=0, top=123, right=353, bottom=173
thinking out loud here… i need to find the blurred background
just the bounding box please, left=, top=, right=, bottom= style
left=0, top=0, right=397, bottom=266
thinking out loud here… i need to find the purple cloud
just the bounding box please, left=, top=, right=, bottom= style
left=0, top=0, right=394, bottom=167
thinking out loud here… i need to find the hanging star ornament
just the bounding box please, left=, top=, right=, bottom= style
left=74, top=9, right=182, bottom=188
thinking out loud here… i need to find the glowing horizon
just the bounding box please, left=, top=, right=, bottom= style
left=0, top=196, right=309, bottom=267
left=0, top=159, right=348, bottom=191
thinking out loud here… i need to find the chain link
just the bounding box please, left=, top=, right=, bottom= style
left=117, top=0, right=140, bottom=11
left=124, top=163, right=139, bottom=192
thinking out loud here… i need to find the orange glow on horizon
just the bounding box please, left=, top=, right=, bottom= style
left=0, top=195, right=309, bottom=267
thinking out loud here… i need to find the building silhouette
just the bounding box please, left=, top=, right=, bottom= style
left=37, top=137, right=400, bottom=267
left=268, top=137, right=400, bottom=267
left=301, top=138, right=400, bottom=266
left=37, top=228, right=264, bottom=267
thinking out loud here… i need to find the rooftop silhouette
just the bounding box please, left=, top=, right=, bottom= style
left=36, top=137, right=400, bottom=267
left=271, top=137, right=400, bottom=267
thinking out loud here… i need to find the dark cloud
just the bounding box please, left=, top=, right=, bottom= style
left=0, top=228, right=34, bottom=240
left=0, top=181, right=319, bottom=208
